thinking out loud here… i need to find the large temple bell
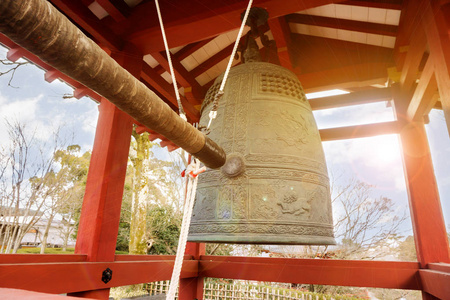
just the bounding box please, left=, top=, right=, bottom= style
left=188, top=8, right=335, bottom=245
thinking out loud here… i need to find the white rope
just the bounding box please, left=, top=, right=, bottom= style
left=207, top=0, right=254, bottom=130
left=155, top=0, right=187, bottom=121
left=166, top=159, right=205, bottom=300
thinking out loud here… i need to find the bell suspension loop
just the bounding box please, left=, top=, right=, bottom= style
left=207, top=0, right=254, bottom=130
left=155, top=0, right=187, bottom=121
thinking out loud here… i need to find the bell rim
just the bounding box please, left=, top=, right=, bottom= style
left=187, top=235, right=336, bottom=246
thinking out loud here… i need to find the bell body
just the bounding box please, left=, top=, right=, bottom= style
left=188, top=62, right=335, bottom=245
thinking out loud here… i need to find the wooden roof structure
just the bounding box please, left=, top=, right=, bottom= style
left=0, top=0, right=450, bottom=299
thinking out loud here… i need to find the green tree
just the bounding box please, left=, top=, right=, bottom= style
left=128, top=128, right=153, bottom=254
left=122, top=127, right=183, bottom=255
left=42, top=145, right=90, bottom=252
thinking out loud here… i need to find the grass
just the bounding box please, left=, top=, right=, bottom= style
left=15, top=247, right=129, bottom=254
left=16, top=247, right=75, bottom=254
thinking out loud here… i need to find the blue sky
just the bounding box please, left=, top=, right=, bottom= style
left=1, top=45, right=449, bottom=235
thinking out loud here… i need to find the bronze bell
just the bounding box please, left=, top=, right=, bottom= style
left=187, top=59, right=335, bottom=245
left=188, top=16, right=334, bottom=244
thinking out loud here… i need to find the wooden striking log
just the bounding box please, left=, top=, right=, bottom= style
left=0, top=0, right=226, bottom=169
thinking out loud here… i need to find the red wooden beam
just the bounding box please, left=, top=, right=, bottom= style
left=151, top=51, right=204, bottom=104
left=428, top=263, right=450, bottom=273
left=0, top=254, right=86, bottom=264
left=148, top=132, right=166, bottom=142
left=73, top=101, right=133, bottom=259
left=406, top=55, right=438, bottom=121
left=394, top=0, right=429, bottom=70
left=190, top=43, right=234, bottom=78
left=292, top=34, right=394, bottom=76
left=199, top=256, right=421, bottom=290
left=72, top=98, right=133, bottom=300
left=0, top=260, right=197, bottom=295
left=287, top=14, right=398, bottom=37
left=419, top=265, right=450, bottom=300
left=74, top=49, right=142, bottom=266
left=309, top=87, right=392, bottom=110
left=74, top=86, right=90, bottom=99
left=6, top=47, right=27, bottom=62
left=393, top=88, right=450, bottom=271
left=114, top=255, right=190, bottom=261
left=174, top=38, right=215, bottom=61
left=127, top=0, right=347, bottom=54
left=44, top=69, right=63, bottom=83
left=268, top=16, right=295, bottom=71
left=341, top=0, right=403, bottom=10
left=423, top=1, right=450, bottom=136
left=48, top=0, right=123, bottom=50
left=319, top=121, right=401, bottom=141
left=179, top=243, right=205, bottom=300
left=0, top=34, right=103, bottom=103
left=96, top=0, right=127, bottom=22
left=140, top=64, right=200, bottom=121
left=399, top=27, right=427, bottom=94
left=298, top=62, right=390, bottom=91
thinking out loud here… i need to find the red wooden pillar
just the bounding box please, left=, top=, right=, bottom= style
left=178, top=242, right=205, bottom=300
left=69, top=48, right=142, bottom=299
left=423, top=1, right=450, bottom=136
left=394, top=89, right=450, bottom=299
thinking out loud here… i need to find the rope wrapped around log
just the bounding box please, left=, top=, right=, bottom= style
left=0, top=0, right=226, bottom=169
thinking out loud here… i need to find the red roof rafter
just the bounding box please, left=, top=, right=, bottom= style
left=406, top=55, right=438, bottom=121
left=268, top=16, right=295, bottom=71
left=96, top=0, right=128, bottom=22
left=287, top=14, right=398, bottom=37
left=341, top=0, right=403, bottom=10
left=152, top=51, right=205, bottom=104
left=174, top=38, right=215, bottom=61
left=49, top=0, right=124, bottom=50
left=140, top=64, right=200, bottom=121
left=190, top=44, right=234, bottom=78
left=126, top=0, right=347, bottom=54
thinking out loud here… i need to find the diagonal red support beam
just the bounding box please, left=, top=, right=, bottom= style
left=49, top=0, right=123, bottom=50
left=152, top=51, right=204, bottom=104
left=140, top=64, right=200, bottom=122
left=268, top=16, right=295, bottom=71
left=394, top=0, right=429, bottom=71
left=423, top=1, right=450, bottom=136
left=406, top=55, right=438, bottom=121
left=190, top=43, right=234, bottom=78
left=399, top=27, right=427, bottom=95
left=174, top=38, right=215, bottom=61
left=96, top=0, right=127, bottom=22
left=287, top=14, right=398, bottom=37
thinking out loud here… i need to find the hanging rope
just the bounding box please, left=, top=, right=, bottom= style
left=207, top=0, right=254, bottom=130
left=155, top=0, right=187, bottom=121
left=166, top=158, right=206, bottom=300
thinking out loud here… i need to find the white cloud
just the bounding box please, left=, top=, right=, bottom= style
left=323, top=135, right=405, bottom=192
left=0, top=93, right=41, bottom=123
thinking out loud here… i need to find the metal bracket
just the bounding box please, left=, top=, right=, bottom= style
left=101, top=268, right=113, bottom=284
